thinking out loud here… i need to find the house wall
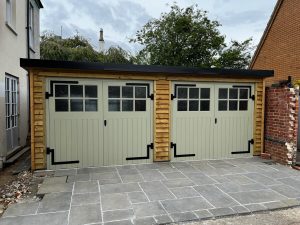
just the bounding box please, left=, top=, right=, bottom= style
left=0, top=0, right=41, bottom=167
left=29, top=70, right=265, bottom=170
left=264, top=86, right=298, bottom=164
left=251, top=0, right=300, bottom=86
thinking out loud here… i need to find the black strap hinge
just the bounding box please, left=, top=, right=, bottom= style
left=126, top=143, right=153, bottom=160
left=231, top=139, right=254, bottom=154
left=251, top=95, right=255, bottom=101
left=171, top=142, right=195, bottom=158
left=47, top=147, right=80, bottom=165
left=45, top=92, right=52, bottom=99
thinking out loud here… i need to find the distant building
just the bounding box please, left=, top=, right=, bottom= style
left=0, top=0, right=43, bottom=168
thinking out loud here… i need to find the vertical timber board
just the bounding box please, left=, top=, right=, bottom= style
left=253, top=80, right=264, bottom=156
left=31, top=72, right=46, bottom=170
left=154, top=80, right=171, bottom=161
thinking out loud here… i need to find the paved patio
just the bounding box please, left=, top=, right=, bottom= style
left=1, top=157, right=300, bottom=225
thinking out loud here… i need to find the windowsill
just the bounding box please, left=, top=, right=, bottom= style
left=5, top=22, right=17, bottom=36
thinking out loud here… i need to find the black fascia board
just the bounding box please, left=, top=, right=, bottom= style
left=20, top=58, right=274, bottom=78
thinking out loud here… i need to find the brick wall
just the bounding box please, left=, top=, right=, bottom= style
left=251, top=0, right=300, bottom=86
left=264, top=86, right=298, bottom=164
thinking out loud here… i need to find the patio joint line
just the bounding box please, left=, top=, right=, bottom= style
left=66, top=181, right=75, bottom=225
left=98, top=180, right=104, bottom=224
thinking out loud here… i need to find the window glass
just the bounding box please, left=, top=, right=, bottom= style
left=178, top=88, right=188, bottom=99
left=135, top=86, right=146, bottom=98
left=189, top=88, right=199, bottom=99
left=109, top=100, right=120, bottom=111
left=122, top=100, right=133, bottom=111
left=55, top=85, right=68, bottom=97
left=70, top=99, right=83, bottom=111
left=201, top=88, right=210, bottom=99
left=239, top=100, right=248, bottom=111
left=85, top=86, right=97, bottom=98
left=178, top=100, right=187, bottom=111
left=70, top=85, right=83, bottom=97
left=229, top=89, right=238, bottom=99
left=239, top=89, right=248, bottom=99
left=135, top=100, right=146, bottom=111
left=189, top=100, right=199, bottom=111
left=229, top=100, right=238, bottom=111
left=219, top=88, right=228, bottom=99
left=6, top=0, right=12, bottom=24
left=200, top=100, right=210, bottom=111
left=122, top=86, right=133, bottom=98
left=55, top=99, right=68, bottom=111
left=109, top=86, right=120, bottom=98
left=218, top=100, right=227, bottom=111
left=85, top=100, right=97, bottom=111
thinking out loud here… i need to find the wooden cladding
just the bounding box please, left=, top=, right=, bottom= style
left=154, top=80, right=171, bottom=161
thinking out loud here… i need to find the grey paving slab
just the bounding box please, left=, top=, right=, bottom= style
left=78, top=166, right=116, bottom=174
left=209, top=162, right=236, bottom=169
left=244, top=203, right=268, bottom=212
left=162, top=172, right=185, bottom=179
left=101, top=183, right=141, bottom=194
left=134, top=217, right=157, bottom=225
left=263, top=201, right=288, bottom=210
left=135, top=164, right=159, bottom=170
left=38, top=192, right=72, bottom=213
left=209, top=207, right=236, bottom=217
left=0, top=211, right=68, bottom=225
left=231, top=205, right=250, bottom=214
left=185, top=173, right=216, bottom=185
left=281, top=198, right=300, bottom=207
left=72, top=192, right=101, bottom=205
left=229, top=190, right=287, bottom=205
left=118, top=168, right=139, bottom=175
left=139, top=181, right=174, bottom=201
left=161, top=197, right=212, bottom=213
left=154, top=215, right=173, bottom=224
left=162, top=178, right=194, bottom=188
left=170, top=212, right=198, bottom=222
left=69, top=204, right=102, bottom=225
left=103, top=209, right=134, bottom=222
left=37, top=182, right=73, bottom=194
left=104, top=220, right=133, bottom=225
left=127, top=192, right=148, bottom=203
left=277, top=177, right=300, bottom=191
left=209, top=175, right=231, bottom=184
left=3, top=201, right=39, bottom=217
left=156, top=163, right=178, bottom=173
left=91, top=172, right=122, bottom=185
left=120, top=174, right=144, bottom=183
left=194, top=185, right=239, bottom=208
left=269, top=184, right=300, bottom=198
left=225, top=174, right=255, bottom=185
left=74, top=181, right=99, bottom=194
left=140, top=170, right=165, bottom=181
left=194, top=210, right=214, bottom=219
left=67, top=174, right=91, bottom=183
left=215, top=182, right=267, bottom=193
left=244, top=173, right=281, bottom=186
left=102, top=193, right=131, bottom=211
left=169, top=187, right=200, bottom=198
left=43, top=176, right=67, bottom=184
left=132, top=202, right=166, bottom=218
left=54, top=169, right=77, bottom=177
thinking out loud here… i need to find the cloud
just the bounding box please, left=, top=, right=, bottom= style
left=220, top=10, right=268, bottom=26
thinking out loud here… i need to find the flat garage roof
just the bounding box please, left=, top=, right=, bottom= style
left=20, top=58, right=274, bottom=78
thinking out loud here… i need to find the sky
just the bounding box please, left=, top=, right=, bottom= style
left=41, top=0, right=277, bottom=54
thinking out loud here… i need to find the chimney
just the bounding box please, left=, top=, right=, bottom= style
left=99, top=28, right=105, bottom=52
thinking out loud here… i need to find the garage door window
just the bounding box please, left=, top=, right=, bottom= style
left=177, top=87, right=210, bottom=112
left=55, top=84, right=98, bottom=112
left=218, top=88, right=248, bottom=111
left=108, top=86, right=146, bottom=112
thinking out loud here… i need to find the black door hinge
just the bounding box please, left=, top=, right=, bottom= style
left=126, top=143, right=153, bottom=160
left=251, top=95, right=255, bottom=101
left=104, top=120, right=107, bottom=127
left=45, top=92, right=52, bottom=99
left=171, top=142, right=195, bottom=158
left=231, top=139, right=254, bottom=154
left=47, top=148, right=79, bottom=165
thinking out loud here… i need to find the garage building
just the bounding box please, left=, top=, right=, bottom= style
left=20, top=59, right=273, bottom=170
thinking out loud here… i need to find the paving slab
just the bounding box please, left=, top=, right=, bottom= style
left=42, top=176, right=67, bottom=184
left=74, top=181, right=99, bottom=194
left=127, top=192, right=148, bottom=203
left=67, top=174, right=91, bottom=183
left=69, top=204, right=102, bottom=225
left=215, top=182, right=267, bottom=193
left=134, top=217, right=157, bottom=225
left=38, top=192, right=72, bottom=213
left=209, top=207, right=236, bottom=217
left=194, top=209, right=214, bottom=219
left=162, top=172, right=185, bottom=179
left=139, top=181, right=174, bottom=201
left=161, top=197, right=212, bottom=213
left=72, top=192, right=100, bottom=205
left=104, top=220, right=133, bottom=225
left=132, top=202, right=166, bottom=218
left=140, top=170, right=165, bottom=181
left=163, top=178, right=194, bottom=188
left=185, top=173, right=216, bottom=185
left=244, top=173, right=281, bottom=186
left=170, top=212, right=198, bottom=222
left=154, top=215, right=173, bottom=224
left=263, top=201, right=288, bottom=210
left=244, top=203, right=268, bottom=212
left=103, top=209, right=134, bottom=222
left=102, top=193, right=131, bottom=211
left=91, top=172, right=122, bottom=185
left=101, top=183, right=141, bottom=194
left=169, top=187, right=200, bottom=198
left=120, top=173, right=144, bottom=183
left=277, top=177, right=300, bottom=191
left=37, top=182, right=73, bottom=194
left=3, top=201, right=39, bottom=217
left=231, top=205, right=250, bottom=214
left=78, top=166, right=116, bottom=174
left=54, top=169, right=77, bottom=177
left=269, top=184, right=300, bottom=198
left=225, top=174, right=255, bottom=185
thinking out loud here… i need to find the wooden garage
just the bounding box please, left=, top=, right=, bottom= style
left=20, top=59, right=273, bottom=170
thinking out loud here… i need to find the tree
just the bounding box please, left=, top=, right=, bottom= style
left=131, top=4, right=252, bottom=69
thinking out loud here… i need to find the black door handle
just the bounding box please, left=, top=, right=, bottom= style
left=104, top=120, right=107, bottom=126
left=215, top=118, right=217, bottom=124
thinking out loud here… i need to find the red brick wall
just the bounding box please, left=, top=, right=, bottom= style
left=251, top=0, right=300, bottom=86
left=264, top=86, right=298, bottom=164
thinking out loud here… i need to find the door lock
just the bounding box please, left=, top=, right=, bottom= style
left=104, top=120, right=107, bottom=126
left=215, top=118, right=217, bottom=124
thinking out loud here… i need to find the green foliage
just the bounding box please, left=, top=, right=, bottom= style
left=131, top=4, right=253, bottom=69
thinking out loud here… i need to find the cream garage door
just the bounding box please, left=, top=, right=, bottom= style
left=172, top=82, right=254, bottom=161
left=46, top=79, right=153, bottom=169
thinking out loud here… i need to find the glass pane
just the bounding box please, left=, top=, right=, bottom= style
left=229, top=89, right=238, bottom=99
left=201, top=88, right=210, bottom=99
left=178, top=88, right=188, bottom=99
left=178, top=100, right=187, bottom=111
left=85, top=100, right=97, bottom=111
left=189, top=100, right=199, bottom=111
left=239, top=100, right=248, bottom=111
left=200, top=100, right=210, bottom=111
left=135, top=86, right=147, bottom=98
left=229, top=100, right=238, bottom=111
left=85, top=86, right=97, bottom=98
left=122, top=86, right=133, bottom=98
left=109, top=86, right=120, bottom=98
left=218, top=100, right=227, bottom=111
left=240, top=89, right=248, bottom=99
left=109, top=100, right=120, bottom=111
left=189, top=88, right=199, bottom=99
left=135, top=100, right=146, bottom=111
left=219, top=88, right=228, bottom=99
left=71, top=99, right=83, bottom=111
left=122, top=100, right=133, bottom=111
left=70, top=85, right=83, bottom=97
left=55, top=85, right=68, bottom=97
left=55, top=99, right=68, bottom=111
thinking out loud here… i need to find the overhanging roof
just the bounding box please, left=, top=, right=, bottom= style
left=20, top=58, right=274, bottom=78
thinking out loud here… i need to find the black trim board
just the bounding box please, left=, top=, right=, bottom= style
left=20, top=59, right=274, bottom=78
